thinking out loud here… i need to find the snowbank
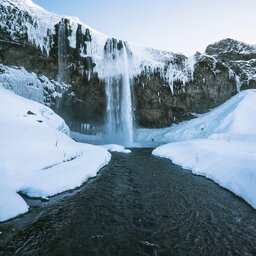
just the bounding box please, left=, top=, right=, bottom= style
left=153, top=139, right=256, bottom=208
left=20, top=143, right=110, bottom=198
left=100, top=144, right=131, bottom=154
left=153, top=89, right=256, bottom=209
left=70, top=132, right=132, bottom=153
left=0, top=87, right=110, bottom=222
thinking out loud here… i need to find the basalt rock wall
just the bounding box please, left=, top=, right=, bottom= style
left=0, top=0, right=254, bottom=132
left=134, top=57, right=237, bottom=127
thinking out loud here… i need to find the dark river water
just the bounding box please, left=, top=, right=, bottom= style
left=1, top=149, right=256, bottom=256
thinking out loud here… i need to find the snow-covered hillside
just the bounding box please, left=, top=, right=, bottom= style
left=137, top=89, right=256, bottom=143
left=151, top=89, right=256, bottom=209
left=0, top=0, right=106, bottom=55
left=0, top=86, right=111, bottom=222
left=1, top=0, right=253, bottom=93
left=0, top=0, right=195, bottom=92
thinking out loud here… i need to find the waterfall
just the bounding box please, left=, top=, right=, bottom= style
left=121, top=45, right=133, bottom=146
left=104, top=40, right=134, bottom=146
left=57, top=19, right=67, bottom=82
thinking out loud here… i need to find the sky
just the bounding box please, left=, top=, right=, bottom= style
left=33, top=0, right=256, bottom=56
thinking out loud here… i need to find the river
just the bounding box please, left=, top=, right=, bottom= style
left=1, top=149, right=256, bottom=256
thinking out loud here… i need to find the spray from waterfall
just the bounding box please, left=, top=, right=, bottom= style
left=104, top=40, right=134, bottom=146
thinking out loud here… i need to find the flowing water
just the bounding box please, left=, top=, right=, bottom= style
left=104, top=40, right=134, bottom=146
left=1, top=149, right=256, bottom=256
left=120, top=44, right=133, bottom=146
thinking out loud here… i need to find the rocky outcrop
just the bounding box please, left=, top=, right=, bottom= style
left=134, top=53, right=237, bottom=127
left=0, top=3, right=106, bottom=131
left=206, top=38, right=256, bottom=61
left=206, top=38, right=256, bottom=90
left=0, top=0, right=255, bottom=132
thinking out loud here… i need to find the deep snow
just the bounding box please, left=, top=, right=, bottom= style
left=0, top=86, right=110, bottom=222
left=152, top=89, right=256, bottom=209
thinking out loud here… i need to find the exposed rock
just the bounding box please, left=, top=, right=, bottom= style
left=27, top=110, right=36, bottom=115
left=205, top=38, right=256, bottom=90
left=206, top=38, right=256, bottom=61
left=0, top=0, right=255, bottom=132
left=134, top=54, right=237, bottom=127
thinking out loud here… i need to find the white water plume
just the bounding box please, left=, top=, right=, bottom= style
left=104, top=39, right=134, bottom=146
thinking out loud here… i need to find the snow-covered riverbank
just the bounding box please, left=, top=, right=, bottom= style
left=0, top=86, right=111, bottom=222
left=153, top=89, right=256, bottom=209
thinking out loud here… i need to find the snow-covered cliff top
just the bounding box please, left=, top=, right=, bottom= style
left=0, top=0, right=196, bottom=91
left=1, top=0, right=255, bottom=92
left=206, top=38, right=256, bottom=57
left=0, top=0, right=107, bottom=54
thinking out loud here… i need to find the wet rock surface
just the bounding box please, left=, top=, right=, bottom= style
left=1, top=149, right=256, bottom=256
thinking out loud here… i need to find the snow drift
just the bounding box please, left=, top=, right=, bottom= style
left=138, top=89, right=256, bottom=144
left=153, top=89, right=256, bottom=209
left=0, top=86, right=110, bottom=222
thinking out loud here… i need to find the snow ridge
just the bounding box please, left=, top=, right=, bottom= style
left=206, top=38, right=256, bottom=56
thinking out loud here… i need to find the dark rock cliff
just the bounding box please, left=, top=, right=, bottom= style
left=134, top=54, right=237, bottom=127
left=0, top=1, right=255, bottom=132
left=206, top=38, right=256, bottom=90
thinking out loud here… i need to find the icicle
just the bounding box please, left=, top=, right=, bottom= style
left=235, top=75, right=241, bottom=92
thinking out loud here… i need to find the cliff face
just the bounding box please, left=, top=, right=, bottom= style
left=205, top=38, right=256, bottom=90
left=0, top=0, right=254, bottom=133
left=134, top=53, right=237, bottom=127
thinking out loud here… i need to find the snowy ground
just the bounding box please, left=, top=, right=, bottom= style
left=0, top=86, right=111, bottom=222
left=100, top=144, right=131, bottom=154
left=152, top=89, right=256, bottom=209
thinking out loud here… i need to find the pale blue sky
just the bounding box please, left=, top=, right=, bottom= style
left=33, top=0, right=256, bottom=56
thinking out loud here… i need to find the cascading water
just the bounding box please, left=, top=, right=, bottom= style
left=57, top=19, right=67, bottom=82
left=121, top=45, right=133, bottom=146
left=104, top=39, right=134, bottom=146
